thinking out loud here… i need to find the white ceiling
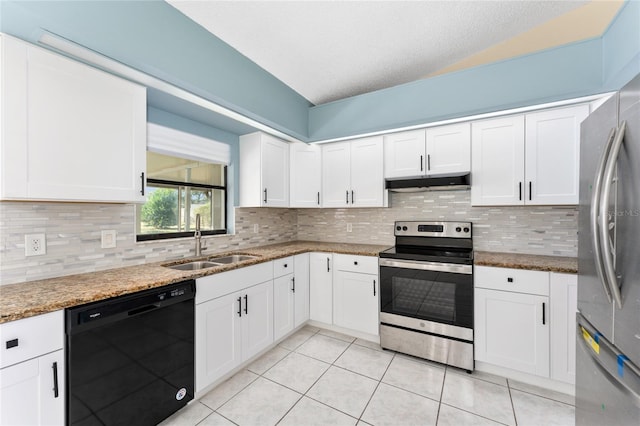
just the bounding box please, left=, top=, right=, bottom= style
left=167, top=1, right=592, bottom=106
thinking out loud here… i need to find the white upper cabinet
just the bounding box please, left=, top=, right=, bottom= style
left=471, top=104, right=588, bottom=206
left=525, top=105, right=588, bottom=205
left=240, top=132, right=289, bottom=207
left=0, top=35, right=146, bottom=203
left=384, top=123, right=470, bottom=178
left=322, top=136, right=384, bottom=208
left=290, top=142, right=322, bottom=207
left=471, top=115, right=525, bottom=206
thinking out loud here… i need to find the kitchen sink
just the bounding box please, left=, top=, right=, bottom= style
left=207, top=254, right=258, bottom=264
left=166, top=261, right=222, bottom=271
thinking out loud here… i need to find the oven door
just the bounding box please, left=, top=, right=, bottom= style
left=379, top=258, right=473, bottom=341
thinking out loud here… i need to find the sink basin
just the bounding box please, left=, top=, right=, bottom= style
left=208, top=254, right=258, bottom=264
left=167, top=261, right=221, bottom=271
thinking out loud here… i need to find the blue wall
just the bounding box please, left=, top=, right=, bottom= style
left=0, top=0, right=311, bottom=140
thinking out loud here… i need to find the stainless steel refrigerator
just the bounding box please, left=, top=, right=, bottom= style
left=577, top=73, right=640, bottom=425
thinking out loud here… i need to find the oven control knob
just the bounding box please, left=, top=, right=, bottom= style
left=402, top=226, right=408, bottom=231
left=455, top=227, right=462, bottom=232
left=464, top=227, right=470, bottom=233
left=396, top=226, right=401, bottom=231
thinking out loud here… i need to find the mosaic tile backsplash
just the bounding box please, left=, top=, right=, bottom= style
left=0, top=190, right=577, bottom=285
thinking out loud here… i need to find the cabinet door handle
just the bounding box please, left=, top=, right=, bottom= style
left=507, top=277, right=513, bottom=283
left=244, top=294, right=249, bottom=315
left=519, top=182, right=522, bottom=201
left=427, top=154, right=431, bottom=171
left=5, top=338, right=18, bottom=349
left=284, top=263, right=288, bottom=268
left=327, top=257, right=330, bottom=272
left=52, top=362, right=59, bottom=398
left=420, top=155, right=424, bottom=172
left=140, top=172, right=145, bottom=196
left=354, top=261, right=358, bottom=265
left=542, top=302, right=546, bottom=325
left=264, top=188, right=268, bottom=204
left=529, top=181, right=532, bottom=201
left=346, top=190, right=349, bottom=204
left=351, top=190, right=354, bottom=204
left=317, top=192, right=320, bottom=205
left=292, top=277, right=295, bottom=293
left=373, top=279, right=376, bottom=296
left=237, top=297, right=242, bottom=317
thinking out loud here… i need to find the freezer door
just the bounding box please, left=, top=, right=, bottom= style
left=578, top=94, right=617, bottom=339
left=575, top=315, right=640, bottom=426
left=614, top=88, right=640, bottom=367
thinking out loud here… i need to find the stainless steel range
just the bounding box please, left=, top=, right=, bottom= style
left=379, top=221, right=474, bottom=371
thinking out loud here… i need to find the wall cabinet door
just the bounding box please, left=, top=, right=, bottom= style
left=242, top=281, right=274, bottom=360
left=350, top=136, right=384, bottom=207
left=239, top=132, right=289, bottom=207
left=471, top=115, right=525, bottom=206
left=196, top=292, right=243, bottom=391
left=273, top=273, right=295, bottom=341
left=290, top=143, right=321, bottom=207
left=475, top=288, right=549, bottom=377
left=1, top=35, right=146, bottom=203
left=0, top=350, right=64, bottom=426
left=321, top=142, right=351, bottom=207
left=425, top=122, right=470, bottom=176
left=550, top=273, right=578, bottom=384
left=333, top=271, right=379, bottom=336
left=293, top=253, right=310, bottom=328
left=525, top=105, right=588, bottom=205
left=309, top=253, right=333, bottom=324
left=383, top=129, right=426, bottom=178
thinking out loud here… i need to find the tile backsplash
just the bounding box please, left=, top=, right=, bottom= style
left=0, top=190, right=577, bottom=285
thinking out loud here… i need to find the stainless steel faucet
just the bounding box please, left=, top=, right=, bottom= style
left=194, top=213, right=202, bottom=257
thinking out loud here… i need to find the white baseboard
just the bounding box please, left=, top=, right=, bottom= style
left=475, top=361, right=575, bottom=396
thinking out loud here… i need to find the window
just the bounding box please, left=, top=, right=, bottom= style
left=137, top=151, right=227, bottom=241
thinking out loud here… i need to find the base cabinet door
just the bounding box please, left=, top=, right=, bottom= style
left=0, top=349, right=65, bottom=426
left=196, top=292, right=242, bottom=391
left=550, top=273, right=578, bottom=384
left=309, top=253, right=333, bottom=324
left=242, top=281, right=274, bottom=361
left=293, top=253, right=310, bottom=328
left=273, top=274, right=295, bottom=341
left=333, top=271, right=379, bottom=335
left=475, top=288, right=549, bottom=377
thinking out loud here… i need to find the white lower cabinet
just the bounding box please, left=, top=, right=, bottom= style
left=550, top=272, right=578, bottom=384
left=0, top=310, right=65, bottom=426
left=273, top=254, right=311, bottom=340
left=474, top=266, right=550, bottom=377
left=195, top=263, right=274, bottom=391
left=309, top=253, right=333, bottom=324
left=293, top=254, right=310, bottom=328
left=333, top=254, right=379, bottom=336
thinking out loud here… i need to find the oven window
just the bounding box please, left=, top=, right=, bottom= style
left=380, top=267, right=473, bottom=329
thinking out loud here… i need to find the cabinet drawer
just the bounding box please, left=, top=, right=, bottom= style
left=334, top=254, right=378, bottom=274
left=0, top=310, right=64, bottom=369
left=197, top=261, right=273, bottom=303
left=475, top=266, right=549, bottom=296
left=273, top=256, right=294, bottom=278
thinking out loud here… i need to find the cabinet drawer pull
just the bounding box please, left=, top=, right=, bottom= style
left=354, top=261, right=358, bottom=266
left=507, top=277, right=513, bottom=283
left=5, top=338, right=18, bottom=349
left=140, top=172, right=145, bottom=196
left=244, top=294, right=249, bottom=315
left=284, top=263, right=288, bottom=268
left=52, top=362, right=59, bottom=398
left=237, top=297, right=242, bottom=317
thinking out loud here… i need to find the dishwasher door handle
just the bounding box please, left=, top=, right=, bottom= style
left=128, top=303, right=160, bottom=316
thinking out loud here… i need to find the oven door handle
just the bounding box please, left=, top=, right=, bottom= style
left=379, top=258, right=473, bottom=275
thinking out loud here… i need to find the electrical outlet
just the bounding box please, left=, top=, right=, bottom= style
left=347, top=223, right=353, bottom=232
left=25, top=234, right=46, bottom=257
left=253, top=224, right=259, bottom=233
left=101, top=230, right=117, bottom=249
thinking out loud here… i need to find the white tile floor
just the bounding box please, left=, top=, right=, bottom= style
left=160, top=326, right=575, bottom=426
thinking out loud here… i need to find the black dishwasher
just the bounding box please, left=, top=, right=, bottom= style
left=66, top=280, right=195, bottom=426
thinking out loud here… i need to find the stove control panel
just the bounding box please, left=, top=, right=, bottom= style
left=394, top=221, right=472, bottom=238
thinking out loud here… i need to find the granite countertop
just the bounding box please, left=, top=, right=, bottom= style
left=0, top=241, right=390, bottom=324
left=474, top=251, right=578, bottom=274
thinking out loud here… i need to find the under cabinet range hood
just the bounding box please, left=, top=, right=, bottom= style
left=385, top=173, right=471, bottom=192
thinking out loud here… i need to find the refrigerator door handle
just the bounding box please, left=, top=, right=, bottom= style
left=591, top=127, right=617, bottom=304
left=599, top=121, right=627, bottom=310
